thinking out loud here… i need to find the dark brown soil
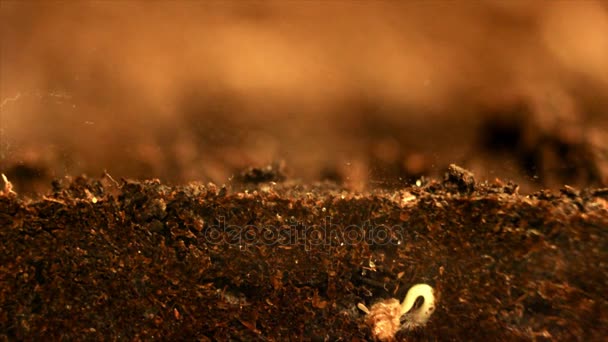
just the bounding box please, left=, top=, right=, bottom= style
left=1, top=167, right=606, bottom=341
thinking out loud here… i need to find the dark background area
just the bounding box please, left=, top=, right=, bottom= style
left=1, top=1, right=608, bottom=194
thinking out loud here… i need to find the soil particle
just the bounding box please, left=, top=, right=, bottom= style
left=237, top=162, right=287, bottom=184
left=443, top=164, right=476, bottom=194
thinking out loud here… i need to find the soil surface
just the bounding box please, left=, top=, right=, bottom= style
left=1, top=166, right=606, bottom=340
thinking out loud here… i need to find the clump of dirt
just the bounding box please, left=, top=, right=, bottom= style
left=237, top=161, right=287, bottom=184
left=1, top=167, right=606, bottom=340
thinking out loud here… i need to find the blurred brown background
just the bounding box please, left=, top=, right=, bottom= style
left=1, top=1, right=608, bottom=194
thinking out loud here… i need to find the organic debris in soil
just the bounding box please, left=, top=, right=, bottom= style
left=0, top=168, right=607, bottom=340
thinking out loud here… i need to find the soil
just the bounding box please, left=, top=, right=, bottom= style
left=1, top=166, right=606, bottom=341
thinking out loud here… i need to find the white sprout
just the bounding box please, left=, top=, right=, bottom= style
left=1, top=174, right=16, bottom=196
left=399, top=283, right=436, bottom=329
left=358, top=283, right=436, bottom=341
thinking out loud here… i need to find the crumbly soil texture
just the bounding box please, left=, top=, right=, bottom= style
left=1, top=168, right=607, bottom=341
